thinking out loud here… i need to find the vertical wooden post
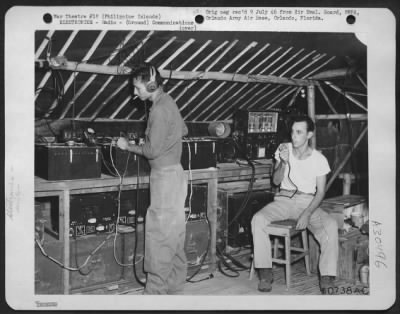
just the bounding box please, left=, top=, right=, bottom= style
left=61, top=189, right=70, bottom=295
left=207, top=171, right=218, bottom=273
left=307, top=84, right=316, bottom=148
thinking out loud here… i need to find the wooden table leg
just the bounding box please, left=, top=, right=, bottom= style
left=207, top=175, right=218, bottom=273
left=60, top=190, right=70, bottom=295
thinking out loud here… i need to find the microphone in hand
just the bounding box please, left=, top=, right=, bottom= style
left=279, top=143, right=289, bottom=164
left=117, top=137, right=129, bottom=150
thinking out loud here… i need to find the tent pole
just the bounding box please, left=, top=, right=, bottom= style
left=325, top=125, right=368, bottom=192
left=307, top=84, right=316, bottom=148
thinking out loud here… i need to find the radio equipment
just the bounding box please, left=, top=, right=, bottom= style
left=100, top=143, right=150, bottom=177
left=233, top=110, right=280, bottom=160
left=118, top=189, right=150, bottom=225
left=217, top=180, right=274, bottom=249
left=215, top=138, right=237, bottom=163
left=69, top=193, right=116, bottom=238
left=185, top=184, right=208, bottom=220
left=35, top=143, right=102, bottom=180
left=181, top=138, right=217, bottom=170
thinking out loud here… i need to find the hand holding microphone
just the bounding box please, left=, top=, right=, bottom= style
left=117, top=137, right=129, bottom=150
left=278, top=143, right=289, bottom=164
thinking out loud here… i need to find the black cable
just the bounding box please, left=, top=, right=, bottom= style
left=216, top=246, right=250, bottom=278
left=222, top=250, right=249, bottom=270
left=228, top=138, right=256, bottom=228
left=99, top=147, right=118, bottom=176
left=278, top=160, right=298, bottom=199
left=133, top=153, right=146, bottom=286
left=73, top=233, right=93, bottom=276
left=186, top=217, right=212, bottom=283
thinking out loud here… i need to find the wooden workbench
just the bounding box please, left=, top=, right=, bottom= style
left=34, top=160, right=273, bottom=294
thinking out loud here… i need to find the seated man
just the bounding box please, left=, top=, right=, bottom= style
left=251, top=115, right=338, bottom=294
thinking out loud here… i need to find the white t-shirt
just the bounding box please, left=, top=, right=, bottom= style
left=274, top=143, right=331, bottom=194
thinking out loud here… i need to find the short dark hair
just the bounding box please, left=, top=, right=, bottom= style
left=290, top=115, right=315, bottom=132
left=130, top=63, right=163, bottom=86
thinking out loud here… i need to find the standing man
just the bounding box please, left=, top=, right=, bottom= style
left=117, top=64, right=188, bottom=294
left=251, top=115, right=338, bottom=294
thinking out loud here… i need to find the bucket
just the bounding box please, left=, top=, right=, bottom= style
left=359, top=265, right=369, bottom=285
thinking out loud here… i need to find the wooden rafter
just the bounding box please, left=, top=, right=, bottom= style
left=234, top=47, right=297, bottom=111
left=199, top=43, right=271, bottom=121
left=35, top=30, right=55, bottom=59
left=249, top=49, right=317, bottom=110
left=36, top=30, right=78, bottom=102
left=324, top=81, right=368, bottom=112
left=212, top=46, right=283, bottom=121
left=56, top=31, right=108, bottom=118
left=124, top=36, right=179, bottom=119
left=356, top=73, right=367, bottom=89
left=316, top=82, right=338, bottom=114
left=326, top=125, right=368, bottom=191
left=301, top=55, right=334, bottom=78
left=287, top=87, right=302, bottom=107
left=140, top=38, right=194, bottom=119
left=167, top=41, right=229, bottom=97
left=135, top=38, right=196, bottom=120
left=176, top=40, right=239, bottom=109
left=187, top=41, right=258, bottom=121
left=69, top=31, right=137, bottom=118
left=316, top=114, right=367, bottom=120
left=249, top=53, right=327, bottom=111
left=259, top=56, right=336, bottom=114
left=265, top=86, right=296, bottom=110
left=183, top=41, right=259, bottom=120
left=108, top=31, right=156, bottom=119
left=184, top=41, right=257, bottom=119
left=120, top=40, right=215, bottom=119
left=220, top=47, right=294, bottom=116
left=346, top=91, right=367, bottom=97
left=308, top=68, right=351, bottom=80
left=127, top=40, right=232, bottom=118
left=90, top=35, right=176, bottom=120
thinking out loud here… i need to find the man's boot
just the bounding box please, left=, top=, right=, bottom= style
left=257, top=268, right=273, bottom=292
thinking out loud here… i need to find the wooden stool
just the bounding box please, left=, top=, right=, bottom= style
left=249, top=219, right=311, bottom=289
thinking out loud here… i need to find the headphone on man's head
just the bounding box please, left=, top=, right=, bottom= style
left=146, top=65, right=158, bottom=93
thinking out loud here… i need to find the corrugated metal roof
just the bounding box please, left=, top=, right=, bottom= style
left=35, top=30, right=367, bottom=122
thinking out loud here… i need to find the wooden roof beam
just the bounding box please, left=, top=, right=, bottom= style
left=159, top=70, right=311, bottom=86
left=308, top=68, right=354, bottom=80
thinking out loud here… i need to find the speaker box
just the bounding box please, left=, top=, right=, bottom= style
left=181, top=139, right=217, bottom=170
left=35, top=144, right=102, bottom=180
left=217, top=181, right=274, bottom=249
